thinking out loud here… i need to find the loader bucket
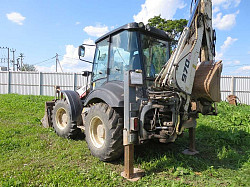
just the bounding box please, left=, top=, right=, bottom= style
left=41, top=101, right=55, bottom=128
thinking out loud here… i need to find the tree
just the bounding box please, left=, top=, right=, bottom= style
left=148, top=16, right=188, bottom=49
left=20, top=64, right=37, bottom=71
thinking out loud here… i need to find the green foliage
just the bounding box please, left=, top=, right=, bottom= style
left=20, top=64, right=37, bottom=71
left=148, top=15, right=188, bottom=49
left=0, top=94, right=249, bottom=186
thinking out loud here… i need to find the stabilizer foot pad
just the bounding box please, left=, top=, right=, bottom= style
left=121, top=168, right=145, bottom=182
left=182, top=149, right=199, bottom=155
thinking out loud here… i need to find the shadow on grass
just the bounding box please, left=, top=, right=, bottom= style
left=74, top=130, right=86, bottom=140
left=129, top=125, right=250, bottom=175
left=68, top=124, right=249, bottom=176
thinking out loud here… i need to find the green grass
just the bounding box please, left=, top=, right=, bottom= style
left=0, top=94, right=249, bottom=186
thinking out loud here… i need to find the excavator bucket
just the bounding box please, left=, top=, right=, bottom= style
left=192, top=60, right=223, bottom=102
left=41, top=101, right=55, bottom=128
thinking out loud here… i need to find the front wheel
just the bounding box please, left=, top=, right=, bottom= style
left=85, top=103, right=123, bottom=161
left=52, top=99, right=81, bottom=139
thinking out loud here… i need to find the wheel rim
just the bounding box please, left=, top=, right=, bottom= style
left=89, top=116, right=106, bottom=148
left=55, top=107, right=68, bottom=130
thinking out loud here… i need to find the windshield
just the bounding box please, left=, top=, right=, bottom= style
left=140, top=34, right=170, bottom=78
left=109, top=30, right=141, bottom=81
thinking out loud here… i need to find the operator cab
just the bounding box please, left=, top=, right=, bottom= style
left=79, top=22, right=171, bottom=89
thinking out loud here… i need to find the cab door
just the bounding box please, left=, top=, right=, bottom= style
left=92, top=38, right=109, bottom=88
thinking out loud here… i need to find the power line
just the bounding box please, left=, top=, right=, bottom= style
left=33, top=59, right=55, bottom=66
left=33, top=56, right=56, bottom=65
left=57, top=54, right=93, bottom=64
left=57, top=55, right=79, bottom=61
left=32, top=54, right=81, bottom=67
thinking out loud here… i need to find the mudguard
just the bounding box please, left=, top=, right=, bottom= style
left=61, top=90, right=83, bottom=121
left=84, top=81, right=124, bottom=107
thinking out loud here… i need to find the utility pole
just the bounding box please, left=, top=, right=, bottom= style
left=56, top=53, right=58, bottom=72
left=10, top=49, right=16, bottom=71
left=19, top=53, right=25, bottom=70
left=55, top=53, right=63, bottom=72
left=17, top=58, right=20, bottom=71
left=6, top=47, right=10, bottom=71
left=0, top=47, right=10, bottom=71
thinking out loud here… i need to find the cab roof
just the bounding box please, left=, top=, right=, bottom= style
left=95, top=22, right=171, bottom=44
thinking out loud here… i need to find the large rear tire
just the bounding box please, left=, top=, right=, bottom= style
left=85, top=103, right=123, bottom=161
left=52, top=99, right=81, bottom=139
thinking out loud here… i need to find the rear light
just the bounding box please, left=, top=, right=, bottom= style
left=134, top=118, right=138, bottom=130
left=130, top=117, right=139, bottom=131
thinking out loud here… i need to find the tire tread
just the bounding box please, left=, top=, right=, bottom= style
left=52, top=99, right=81, bottom=139
left=85, top=103, right=123, bottom=161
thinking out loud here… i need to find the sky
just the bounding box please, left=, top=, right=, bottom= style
left=0, top=0, right=249, bottom=75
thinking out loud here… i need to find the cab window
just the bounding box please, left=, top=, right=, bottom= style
left=92, top=38, right=109, bottom=82
left=140, top=34, right=170, bottom=78
left=109, top=31, right=140, bottom=81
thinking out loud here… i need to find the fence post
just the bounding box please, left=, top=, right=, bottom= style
left=38, top=72, right=42, bottom=95
left=73, top=73, right=75, bottom=91
left=231, top=76, right=235, bottom=95
left=7, top=71, right=10, bottom=94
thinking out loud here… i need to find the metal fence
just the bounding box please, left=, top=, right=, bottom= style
left=0, top=71, right=250, bottom=105
left=0, top=71, right=89, bottom=96
left=220, top=76, right=250, bottom=105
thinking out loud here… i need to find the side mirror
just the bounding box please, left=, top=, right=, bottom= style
left=78, top=45, right=85, bottom=57
left=82, top=71, right=92, bottom=77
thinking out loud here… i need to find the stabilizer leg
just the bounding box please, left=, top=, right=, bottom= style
left=121, top=71, right=144, bottom=181
left=182, top=127, right=199, bottom=155
left=121, top=144, right=144, bottom=182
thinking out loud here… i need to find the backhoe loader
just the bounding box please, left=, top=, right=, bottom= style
left=42, top=0, right=222, bottom=163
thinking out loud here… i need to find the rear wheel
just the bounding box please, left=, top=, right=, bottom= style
left=52, top=99, right=81, bottom=139
left=85, top=103, right=123, bottom=161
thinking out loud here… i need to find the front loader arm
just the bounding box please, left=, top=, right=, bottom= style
left=155, top=0, right=215, bottom=95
